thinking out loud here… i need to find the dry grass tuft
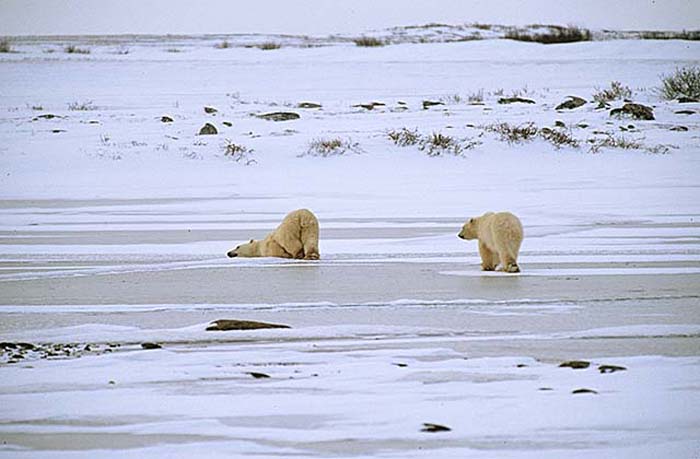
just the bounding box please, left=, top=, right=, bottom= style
left=593, top=81, right=632, bottom=104
left=353, top=37, right=385, bottom=47
left=302, top=137, right=363, bottom=157
left=658, top=66, right=700, bottom=100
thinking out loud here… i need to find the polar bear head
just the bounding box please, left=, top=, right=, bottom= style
left=227, top=239, right=258, bottom=258
left=458, top=218, right=479, bottom=240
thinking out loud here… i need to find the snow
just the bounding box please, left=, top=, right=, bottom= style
left=1, top=33, right=699, bottom=458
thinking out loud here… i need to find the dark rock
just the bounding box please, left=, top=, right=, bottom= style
left=516, top=364, right=528, bottom=368
left=554, top=120, right=566, bottom=128
left=36, top=114, right=59, bottom=120
left=141, top=342, right=162, bottom=350
left=248, top=372, right=270, bottom=379
left=675, top=110, right=695, bottom=115
left=222, top=121, right=232, bottom=127
left=598, top=364, right=627, bottom=374
left=393, top=363, right=408, bottom=368
left=52, top=129, right=66, bottom=133
left=0, top=342, right=18, bottom=350
left=577, top=123, right=589, bottom=129
left=422, top=100, right=445, bottom=109
left=572, top=388, right=598, bottom=395
left=397, top=101, right=407, bottom=105
left=610, top=103, right=654, bottom=120
left=556, top=96, right=586, bottom=110
left=678, top=97, right=699, bottom=103
left=204, top=106, right=218, bottom=114
left=421, top=423, right=451, bottom=433
left=354, top=102, right=386, bottom=110
left=498, top=97, right=536, bottom=105
left=298, top=102, right=322, bottom=109
left=559, top=360, right=590, bottom=370
left=161, top=116, right=174, bottom=123
left=198, top=123, right=218, bottom=135
left=257, top=112, right=300, bottom=121
left=538, top=387, right=554, bottom=391
left=206, top=319, right=291, bottom=331
left=670, top=125, right=688, bottom=132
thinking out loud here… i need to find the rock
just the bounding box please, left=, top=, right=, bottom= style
left=353, top=102, right=386, bottom=110
left=204, top=106, right=218, bottom=114
left=598, top=364, right=627, bottom=374
left=206, top=319, right=291, bottom=331
left=257, top=112, right=300, bottom=121
left=141, top=342, right=162, bottom=350
left=577, top=123, right=589, bottom=129
left=675, top=109, right=695, bottom=115
left=498, top=97, right=536, bottom=105
left=559, top=360, right=590, bottom=370
left=36, top=113, right=59, bottom=120
left=161, top=116, right=174, bottom=123
left=556, top=96, right=586, bottom=110
left=298, top=102, right=322, bottom=109
left=595, top=101, right=610, bottom=110
left=248, top=372, right=270, bottom=379
left=516, top=364, right=528, bottom=368
left=554, top=120, right=566, bottom=128
left=393, top=363, right=408, bottom=368
left=421, top=423, right=451, bottom=433
left=52, top=129, right=66, bottom=134
left=678, top=97, right=699, bottom=103
left=538, top=387, right=554, bottom=391
left=198, top=123, right=218, bottom=135
left=222, top=121, right=232, bottom=127
left=670, top=125, right=688, bottom=132
left=610, top=103, right=654, bottom=120
left=397, top=101, right=407, bottom=105
left=572, top=388, right=598, bottom=395
left=422, top=100, right=445, bottom=109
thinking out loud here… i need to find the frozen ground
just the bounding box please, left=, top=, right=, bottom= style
left=0, top=34, right=699, bottom=458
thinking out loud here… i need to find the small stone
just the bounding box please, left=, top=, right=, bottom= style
left=108, top=380, right=116, bottom=385
left=516, top=364, right=528, bottom=368
left=161, top=116, right=174, bottom=123
left=204, top=106, right=218, bottom=114
left=498, top=97, right=536, bottom=105
left=577, top=123, right=589, bottom=129
left=677, top=97, right=699, bottom=103
left=422, top=100, right=445, bottom=109
left=297, top=102, right=322, bottom=109
left=198, top=123, right=218, bottom=135
left=393, top=363, right=408, bottom=368
left=670, top=125, right=688, bottom=132
left=554, top=120, right=566, bottom=128
left=52, top=129, right=66, bottom=133
left=610, top=103, right=654, bottom=120
left=556, top=96, right=586, bottom=110
left=257, top=112, right=300, bottom=121
left=559, top=360, right=590, bottom=370
left=248, top=372, right=270, bottom=379
left=222, top=121, right=233, bottom=127
left=421, top=423, right=451, bottom=433
left=572, top=388, right=598, bottom=395
left=538, top=387, right=554, bottom=391
left=675, top=110, right=695, bottom=115
left=598, top=364, right=627, bottom=374
left=206, top=319, right=291, bottom=331
left=36, top=113, right=59, bottom=120
left=141, top=342, right=162, bottom=350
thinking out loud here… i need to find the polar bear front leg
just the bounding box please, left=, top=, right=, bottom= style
left=479, top=242, right=498, bottom=271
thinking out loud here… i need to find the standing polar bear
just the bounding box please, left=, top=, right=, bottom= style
left=227, top=209, right=320, bottom=260
left=458, top=211, right=523, bottom=273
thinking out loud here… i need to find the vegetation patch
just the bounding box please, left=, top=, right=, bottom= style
left=223, top=139, right=256, bottom=165
left=64, top=45, right=91, bottom=54
left=353, top=37, right=385, bottom=47
left=0, top=39, right=14, bottom=53
left=485, top=122, right=538, bottom=143
left=658, top=66, right=700, bottom=100
left=68, top=100, right=97, bottom=111
left=389, top=128, right=480, bottom=156
left=593, top=81, right=632, bottom=104
left=257, top=42, right=281, bottom=50
left=302, top=137, right=363, bottom=157
left=505, top=25, right=591, bottom=44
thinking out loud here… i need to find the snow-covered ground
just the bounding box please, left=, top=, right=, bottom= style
left=0, top=34, right=699, bottom=458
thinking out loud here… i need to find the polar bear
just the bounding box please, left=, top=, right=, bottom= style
left=458, top=211, right=523, bottom=273
left=227, top=209, right=320, bottom=260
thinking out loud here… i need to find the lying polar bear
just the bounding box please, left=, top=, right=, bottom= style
left=227, top=208, right=320, bottom=260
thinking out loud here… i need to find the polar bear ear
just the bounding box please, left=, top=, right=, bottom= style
left=249, top=239, right=254, bottom=243
left=469, top=218, right=474, bottom=224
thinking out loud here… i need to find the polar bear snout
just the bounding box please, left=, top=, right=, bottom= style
left=457, top=233, right=465, bottom=239
left=226, top=250, right=238, bottom=258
